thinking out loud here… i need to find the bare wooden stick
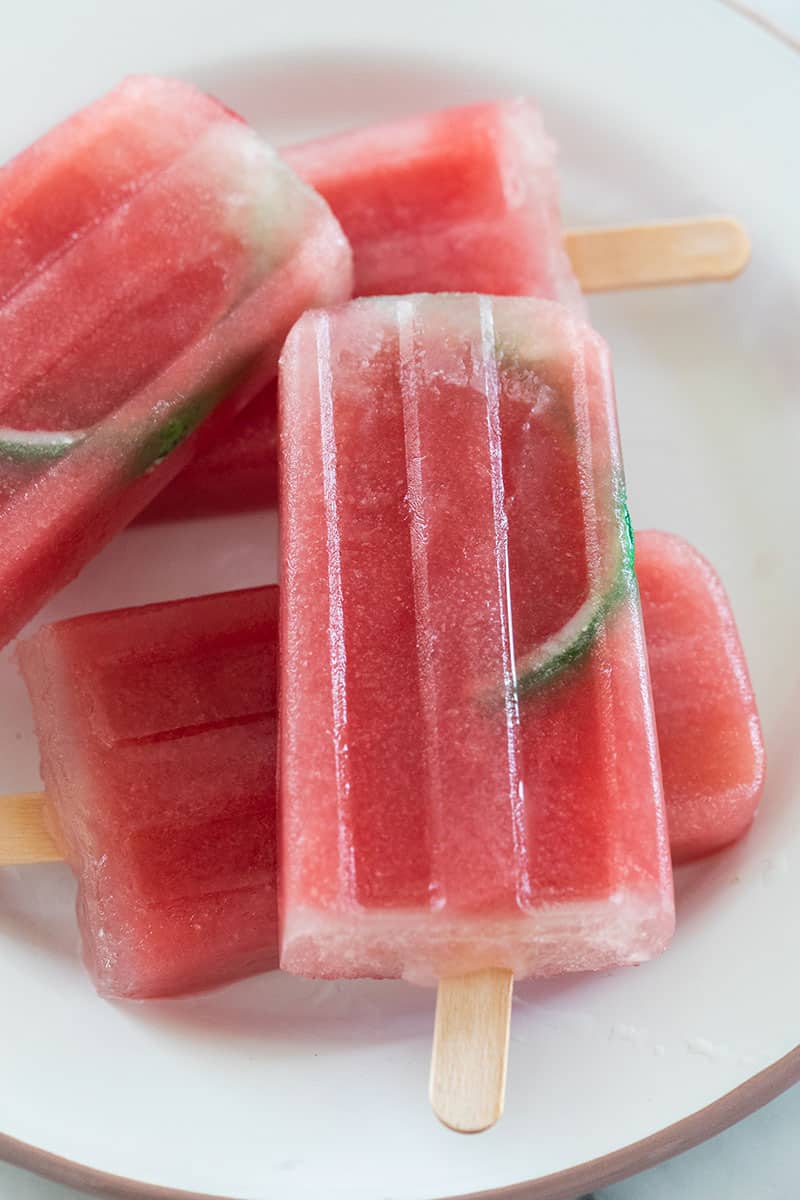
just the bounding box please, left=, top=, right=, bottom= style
left=565, top=216, right=750, bottom=291
left=430, top=967, right=514, bottom=1134
left=0, top=792, right=61, bottom=866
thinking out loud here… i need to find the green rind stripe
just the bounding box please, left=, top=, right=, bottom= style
left=0, top=359, right=255, bottom=477
left=0, top=429, right=84, bottom=463
left=129, top=359, right=255, bottom=478
left=514, top=562, right=633, bottom=699
left=512, top=486, right=636, bottom=699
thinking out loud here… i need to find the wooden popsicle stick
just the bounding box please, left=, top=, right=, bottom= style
left=564, top=216, right=750, bottom=291
left=8, top=786, right=515, bottom=1135
left=0, top=791, right=61, bottom=865
left=430, top=967, right=514, bottom=1133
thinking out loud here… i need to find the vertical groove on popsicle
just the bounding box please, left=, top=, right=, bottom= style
left=398, top=299, right=445, bottom=911
left=569, top=325, right=621, bottom=884
left=315, top=311, right=357, bottom=904
left=594, top=345, right=669, bottom=883
left=478, top=296, right=530, bottom=910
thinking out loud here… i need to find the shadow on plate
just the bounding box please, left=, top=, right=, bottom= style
left=123, top=969, right=436, bottom=1047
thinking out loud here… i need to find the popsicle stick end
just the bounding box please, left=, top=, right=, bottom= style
left=430, top=966, right=514, bottom=1134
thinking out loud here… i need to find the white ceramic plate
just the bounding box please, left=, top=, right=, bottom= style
left=0, top=2, right=798, bottom=1197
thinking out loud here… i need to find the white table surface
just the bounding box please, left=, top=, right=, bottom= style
left=1, top=1, right=796, bottom=1197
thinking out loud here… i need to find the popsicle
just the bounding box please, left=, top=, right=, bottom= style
left=7, top=532, right=762, bottom=998
left=285, top=100, right=582, bottom=304
left=279, top=294, right=674, bottom=993
left=143, top=99, right=748, bottom=522
left=16, top=587, right=279, bottom=999
left=637, top=530, right=765, bottom=863
left=0, top=75, right=352, bottom=646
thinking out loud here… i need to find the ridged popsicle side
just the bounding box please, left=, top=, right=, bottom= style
left=279, top=295, right=674, bottom=985
left=17, top=587, right=280, bottom=999
left=0, top=78, right=352, bottom=646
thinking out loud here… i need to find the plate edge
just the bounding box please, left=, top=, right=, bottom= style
left=1, top=1044, right=798, bottom=1200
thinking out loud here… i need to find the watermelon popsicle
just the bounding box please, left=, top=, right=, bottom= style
left=637, top=530, right=765, bottom=863
left=17, top=587, right=279, bottom=999
left=284, top=99, right=582, bottom=305
left=145, top=97, right=749, bottom=524
left=8, top=533, right=761, bottom=998
left=0, top=75, right=352, bottom=646
left=144, top=98, right=578, bottom=521
left=279, top=294, right=674, bottom=990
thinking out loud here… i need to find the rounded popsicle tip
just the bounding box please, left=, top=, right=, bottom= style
left=564, top=215, right=752, bottom=291
left=707, top=216, right=751, bottom=280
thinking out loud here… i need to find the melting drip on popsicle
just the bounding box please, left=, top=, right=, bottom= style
left=637, top=530, right=765, bottom=863
left=17, top=588, right=280, bottom=999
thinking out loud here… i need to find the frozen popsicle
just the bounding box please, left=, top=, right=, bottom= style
left=143, top=98, right=748, bottom=522
left=0, top=75, right=352, bottom=646
left=285, top=100, right=582, bottom=304
left=16, top=587, right=279, bottom=999
left=7, top=531, right=761, bottom=998
left=636, top=530, right=765, bottom=864
left=279, top=294, right=674, bottom=989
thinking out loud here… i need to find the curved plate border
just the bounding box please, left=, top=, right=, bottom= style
left=1, top=1045, right=798, bottom=1200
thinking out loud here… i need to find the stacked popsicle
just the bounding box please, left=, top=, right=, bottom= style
left=144, top=100, right=746, bottom=520
left=0, top=76, right=763, bottom=1131
left=146, top=98, right=583, bottom=519
left=0, top=75, right=352, bottom=645
left=279, top=294, right=673, bottom=985
left=15, top=529, right=762, bottom=1000
left=14, top=525, right=762, bottom=1003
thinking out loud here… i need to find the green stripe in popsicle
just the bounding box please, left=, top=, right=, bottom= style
left=0, top=360, right=256, bottom=479
left=513, top=484, right=636, bottom=698
left=0, top=428, right=86, bottom=463
left=129, top=358, right=257, bottom=477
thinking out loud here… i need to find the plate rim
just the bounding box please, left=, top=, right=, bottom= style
left=1, top=1045, right=798, bottom=1199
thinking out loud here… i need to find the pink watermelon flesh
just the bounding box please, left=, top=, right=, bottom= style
left=143, top=98, right=579, bottom=521
left=17, top=535, right=759, bottom=998
left=0, top=77, right=228, bottom=305
left=0, top=75, right=352, bottom=646
left=143, top=382, right=279, bottom=520
left=636, top=530, right=765, bottom=864
left=283, top=99, right=581, bottom=305
left=279, top=296, right=673, bottom=985
left=18, top=587, right=279, bottom=1000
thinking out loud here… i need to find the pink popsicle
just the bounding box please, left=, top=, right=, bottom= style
left=18, top=588, right=279, bottom=999
left=637, top=530, right=766, bottom=864
left=144, top=98, right=579, bottom=521
left=0, top=76, right=352, bottom=645
left=279, top=295, right=674, bottom=984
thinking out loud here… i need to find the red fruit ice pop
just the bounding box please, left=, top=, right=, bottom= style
left=144, top=100, right=747, bottom=522
left=5, top=534, right=762, bottom=999
left=0, top=75, right=352, bottom=645
left=637, top=530, right=765, bottom=863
